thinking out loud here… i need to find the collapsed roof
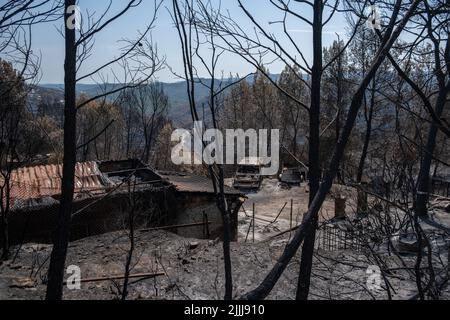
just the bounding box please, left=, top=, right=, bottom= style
left=159, top=171, right=242, bottom=196
left=3, top=160, right=243, bottom=211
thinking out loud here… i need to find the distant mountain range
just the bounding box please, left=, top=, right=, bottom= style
left=35, top=74, right=280, bottom=127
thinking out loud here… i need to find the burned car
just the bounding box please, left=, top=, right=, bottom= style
left=233, top=158, right=263, bottom=190
left=279, top=167, right=307, bottom=186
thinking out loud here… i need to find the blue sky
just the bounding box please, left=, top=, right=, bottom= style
left=28, top=0, right=349, bottom=84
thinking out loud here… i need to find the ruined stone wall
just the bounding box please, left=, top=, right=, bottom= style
left=171, top=193, right=240, bottom=241
left=5, top=188, right=176, bottom=245
left=3, top=188, right=240, bottom=245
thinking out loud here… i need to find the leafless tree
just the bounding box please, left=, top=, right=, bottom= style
left=121, top=178, right=137, bottom=300
left=171, top=0, right=254, bottom=300
left=0, top=0, right=62, bottom=82
left=190, top=0, right=369, bottom=299
left=130, top=82, right=169, bottom=164
left=45, top=0, right=164, bottom=300
left=185, top=0, right=422, bottom=300
left=390, top=1, right=450, bottom=218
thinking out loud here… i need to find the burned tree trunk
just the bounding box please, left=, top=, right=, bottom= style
left=0, top=215, right=8, bottom=261
left=356, top=79, right=376, bottom=183
left=296, top=0, right=323, bottom=300
left=415, top=84, right=449, bottom=217
left=0, top=119, right=18, bottom=262
left=243, top=1, right=419, bottom=299
left=216, top=172, right=233, bottom=300
left=0, top=177, right=11, bottom=261
left=122, top=180, right=137, bottom=300
left=46, top=0, right=77, bottom=300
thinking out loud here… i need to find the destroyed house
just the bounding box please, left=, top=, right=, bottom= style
left=159, top=172, right=244, bottom=240
left=3, top=160, right=244, bottom=245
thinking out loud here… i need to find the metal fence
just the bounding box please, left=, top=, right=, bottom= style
left=315, top=223, right=364, bottom=252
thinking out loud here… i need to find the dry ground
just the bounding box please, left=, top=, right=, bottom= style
left=1, top=227, right=447, bottom=300
left=0, top=179, right=448, bottom=300
left=233, top=179, right=358, bottom=242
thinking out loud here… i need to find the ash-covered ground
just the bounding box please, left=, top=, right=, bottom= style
left=233, top=179, right=357, bottom=242
left=0, top=179, right=449, bottom=300
left=1, top=228, right=448, bottom=300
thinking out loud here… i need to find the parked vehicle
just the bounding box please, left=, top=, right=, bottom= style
left=278, top=167, right=307, bottom=186
left=233, top=158, right=263, bottom=191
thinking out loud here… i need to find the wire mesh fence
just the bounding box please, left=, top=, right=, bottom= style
left=315, top=223, right=364, bottom=252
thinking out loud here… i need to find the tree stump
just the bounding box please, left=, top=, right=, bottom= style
left=335, top=196, right=346, bottom=220
left=357, top=188, right=368, bottom=215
